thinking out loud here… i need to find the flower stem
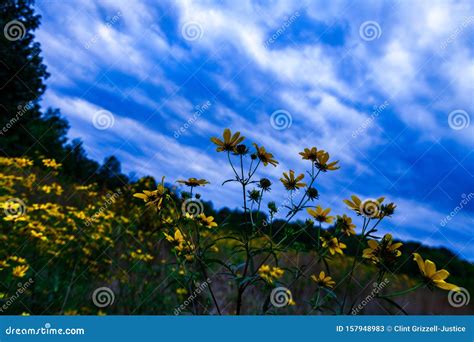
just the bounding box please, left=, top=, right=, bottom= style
left=379, top=283, right=425, bottom=298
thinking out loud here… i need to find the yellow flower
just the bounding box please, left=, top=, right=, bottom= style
left=299, top=147, right=320, bottom=162
left=258, top=265, right=284, bottom=284
left=64, top=309, right=78, bottom=315
left=253, top=143, right=278, bottom=167
left=176, top=178, right=209, bottom=187
left=413, top=253, right=459, bottom=291
left=343, top=195, right=386, bottom=218
left=197, top=213, right=217, bottom=228
left=210, top=128, right=245, bottom=152
left=270, top=267, right=284, bottom=279
left=280, top=170, right=305, bottom=191
left=363, top=234, right=402, bottom=265
left=42, top=158, right=62, bottom=170
left=164, top=229, right=184, bottom=244
left=41, top=184, right=63, bottom=195
left=18, top=158, right=33, bottom=167
left=307, top=205, right=334, bottom=224
left=336, top=214, right=356, bottom=236
left=30, top=230, right=48, bottom=241
left=311, top=271, right=336, bottom=288
left=176, top=288, right=188, bottom=296
left=321, top=237, right=346, bottom=255
left=315, top=151, right=339, bottom=171
left=12, top=265, right=29, bottom=278
left=0, top=260, right=10, bottom=271
left=9, top=256, right=26, bottom=264
left=164, top=229, right=195, bottom=260
left=1, top=157, right=34, bottom=168
left=133, top=177, right=167, bottom=210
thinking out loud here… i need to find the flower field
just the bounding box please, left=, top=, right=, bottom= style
left=1, top=131, right=472, bottom=315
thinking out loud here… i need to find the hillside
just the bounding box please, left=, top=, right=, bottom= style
left=1, top=157, right=472, bottom=314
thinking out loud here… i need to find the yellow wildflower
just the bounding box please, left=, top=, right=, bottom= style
left=280, top=170, right=305, bottom=191
left=12, top=265, right=29, bottom=278
left=343, top=195, right=385, bottom=218
left=307, top=205, right=334, bottom=224
left=363, top=234, right=402, bottom=266
left=133, top=177, right=167, bottom=210
left=252, top=143, right=278, bottom=167
left=258, top=264, right=284, bottom=284
left=336, top=214, right=356, bottom=236
left=210, top=128, right=245, bottom=152
left=315, top=151, right=339, bottom=171
left=176, top=288, right=188, bottom=296
left=321, top=237, right=346, bottom=255
left=311, top=271, right=336, bottom=288
left=197, top=213, right=218, bottom=228
left=413, top=253, right=459, bottom=291
left=176, top=178, right=209, bottom=187
left=299, top=147, right=320, bottom=162
left=42, top=158, right=62, bottom=170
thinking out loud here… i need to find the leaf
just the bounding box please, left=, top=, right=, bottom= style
left=222, top=179, right=239, bottom=186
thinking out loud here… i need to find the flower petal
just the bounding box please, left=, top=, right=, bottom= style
left=424, top=260, right=436, bottom=277
left=367, top=240, right=378, bottom=249
left=413, top=253, right=425, bottom=276
left=433, top=280, right=459, bottom=291
left=223, top=128, right=231, bottom=142
left=431, top=269, right=449, bottom=281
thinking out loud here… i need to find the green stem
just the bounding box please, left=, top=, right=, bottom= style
left=379, top=283, right=425, bottom=298
left=341, top=217, right=369, bottom=312
left=317, top=222, right=321, bottom=249
left=227, top=152, right=240, bottom=181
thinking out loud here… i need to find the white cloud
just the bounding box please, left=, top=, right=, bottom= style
left=36, top=0, right=473, bottom=258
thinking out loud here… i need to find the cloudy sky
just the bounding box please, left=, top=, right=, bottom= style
left=34, top=0, right=473, bottom=259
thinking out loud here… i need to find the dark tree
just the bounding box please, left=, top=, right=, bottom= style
left=1, top=1, right=131, bottom=190
left=0, top=0, right=50, bottom=155
left=62, top=139, right=100, bottom=184
left=97, top=156, right=129, bottom=189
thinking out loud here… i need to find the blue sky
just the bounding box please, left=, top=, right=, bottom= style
left=33, top=0, right=473, bottom=259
